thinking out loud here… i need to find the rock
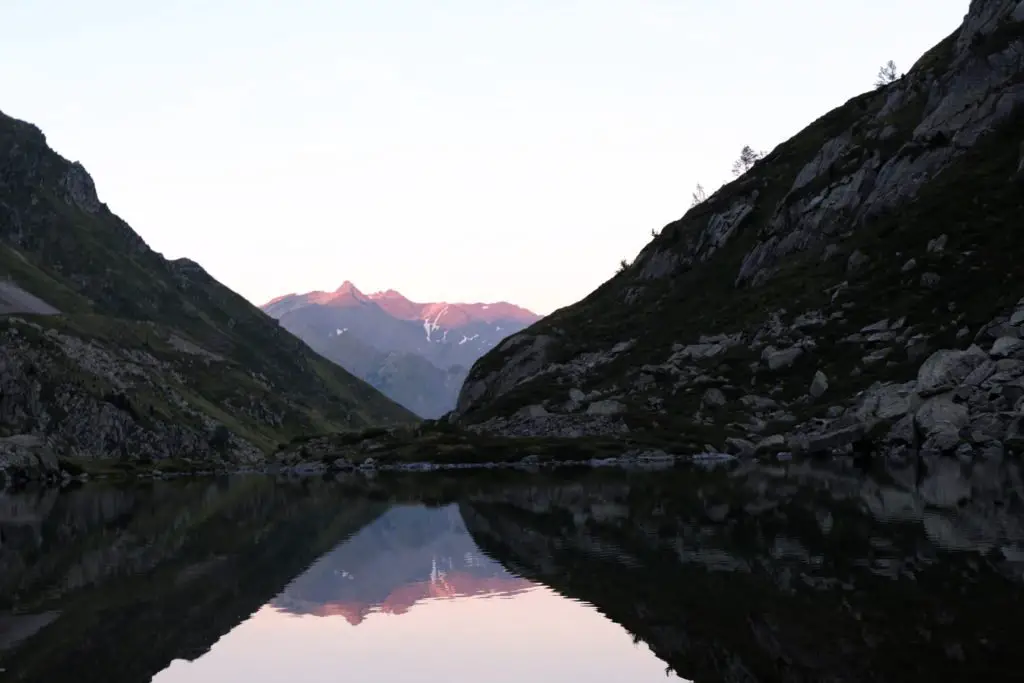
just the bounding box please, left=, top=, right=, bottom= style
left=809, top=371, right=829, bottom=398
left=874, top=386, right=919, bottom=420
left=861, top=319, right=890, bottom=333
left=586, top=399, right=626, bottom=416
left=0, top=434, right=59, bottom=479
left=901, top=258, right=917, bottom=272
left=755, top=434, right=786, bottom=454
left=521, top=404, right=550, bottom=418
left=915, top=394, right=969, bottom=440
left=920, top=272, right=941, bottom=288
left=701, top=387, right=727, bottom=408
left=969, top=414, right=1009, bottom=443
left=916, top=346, right=989, bottom=396
left=331, top=457, right=353, bottom=471
left=740, top=395, right=779, bottom=411
left=1010, top=310, right=1024, bottom=326
left=962, top=360, right=996, bottom=386
left=927, top=234, right=948, bottom=253
left=724, top=437, right=755, bottom=457
left=847, top=250, right=869, bottom=273
left=862, top=348, right=893, bottom=365
left=763, top=346, right=804, bottom=371
left=990, top=336, right=1024, bottom=359
left=359, top=457, right=377, bottom=470
left=887, top=414, right=916, bottom=445
left=801, top=423, right=868, bottom=454
left=568, top=388, right=586, bottom=403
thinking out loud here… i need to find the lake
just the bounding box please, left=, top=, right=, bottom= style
left=1, top=458, right=1022, bottom=682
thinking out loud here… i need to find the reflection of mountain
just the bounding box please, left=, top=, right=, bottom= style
left=460, top=463, right=1024, bottom=683
left=0, top=479, right=386, bottom=683
left=272, top=504, right=533, bottom=624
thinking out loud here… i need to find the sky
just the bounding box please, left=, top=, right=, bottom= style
left=1, top=0, right=970, bottom=315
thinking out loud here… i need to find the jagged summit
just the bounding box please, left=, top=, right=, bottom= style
left=261, top=282, right=541, bottom=418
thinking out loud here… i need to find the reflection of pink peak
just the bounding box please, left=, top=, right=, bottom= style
left=292, top=572, right=535, bottom=624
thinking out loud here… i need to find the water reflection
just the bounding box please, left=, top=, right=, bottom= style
left=270, top=504, right=534, bottom=623
left=0, top=458, right=1022, bottom=682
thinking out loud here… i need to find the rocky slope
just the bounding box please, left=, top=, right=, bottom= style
left=0, top=110, right=415, bottom=482
left=454, top=0, right=1024, bottom=467
left=263, top=282, right=539, bottom=418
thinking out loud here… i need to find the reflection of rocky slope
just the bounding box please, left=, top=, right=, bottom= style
left=461, top=463, right=1024, bottom=682
left=272, top=503, right=532, bottom=624
left=0, top=478, right=385, bottom=683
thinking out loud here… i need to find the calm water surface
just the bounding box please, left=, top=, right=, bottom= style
left=1, top=459, right=1023, bottom=682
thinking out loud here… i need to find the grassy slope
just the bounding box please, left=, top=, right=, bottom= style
left=0, top=110, right=415, bottom=452
left=459, top=23, right=1024, bottom=434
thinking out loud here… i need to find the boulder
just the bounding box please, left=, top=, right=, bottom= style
left=916, top=346, right=989, bottom=396
left=809, top=371, right=829, bottom=398
left=915, top=395, right=969, bottom=449
left=763, top=346, right=804, bottom=371
left=586, top=399, right=626, bottom=416
left=801, top=423, right=869, bottom=454
left=701, top=387, right=727, bottom=408
left=755, top=434, right=786, bottom=454
left=991, top=336, right=1024, bottom=359
left=724, top=437, right=755, bottom=457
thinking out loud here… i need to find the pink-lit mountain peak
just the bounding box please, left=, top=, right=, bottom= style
left=361, top=288, right=539, bottom=325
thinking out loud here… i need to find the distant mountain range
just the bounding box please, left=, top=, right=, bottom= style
left=261, top=283, right=540, bottom=418
left=271, top=504, right=534, bottom=625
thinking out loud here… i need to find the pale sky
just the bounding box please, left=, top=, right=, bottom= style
left=2, top=0, right=968, bottom=315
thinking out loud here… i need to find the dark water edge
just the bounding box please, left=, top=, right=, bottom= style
left=1, top=457, right=1023, bottom=683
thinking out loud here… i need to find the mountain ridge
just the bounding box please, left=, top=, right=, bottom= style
left=261, top=282, right=541, bottom=418
left=0, top=109, right=414, bottom=478
left=446, top=0, right=1024, bottom=463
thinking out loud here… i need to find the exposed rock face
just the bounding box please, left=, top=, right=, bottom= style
left=453, top=2, right=1024, bottom=457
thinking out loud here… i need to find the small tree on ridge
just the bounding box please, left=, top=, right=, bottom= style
left=690, top=183, right=708, bottom=207
left=731, top=145, right=763, bottom=177
left=875, top=60, right=899, bottom=88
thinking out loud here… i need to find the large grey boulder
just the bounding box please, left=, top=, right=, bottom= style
left=916, top=346, right=989, bottom=396
left=991, top=336, right=1024, bottom=359
left=809, top=371, right=829, bottom=398
left=763, top=346, right=804, bottom=371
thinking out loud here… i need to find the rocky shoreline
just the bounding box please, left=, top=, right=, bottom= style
left=4, top=294, right=1020, bottom=490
